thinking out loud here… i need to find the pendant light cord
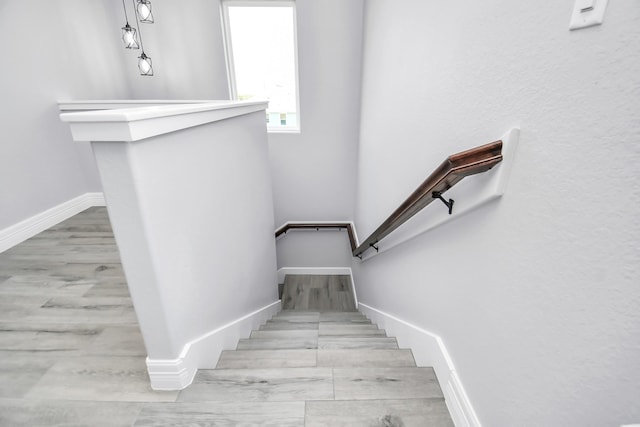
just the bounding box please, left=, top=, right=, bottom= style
left=131, top=0, right=146, bottom=52
left=122, top=0, right=130, bottom=24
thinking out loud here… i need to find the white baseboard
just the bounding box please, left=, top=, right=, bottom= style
left=146, top=300, right=281, bottom=390
left=358, top=303, right=481, bottom=427
left=277, top=267, right=358, bottom=307
left=0, top=192, right=106, bottom=253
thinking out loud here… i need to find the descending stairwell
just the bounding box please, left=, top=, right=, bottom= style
left=167, top=308, right=455, bottom=425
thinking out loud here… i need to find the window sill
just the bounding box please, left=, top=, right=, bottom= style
left=267, top=128, right=301, bottom=134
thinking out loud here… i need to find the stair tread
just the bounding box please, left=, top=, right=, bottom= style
left=135, top=401, right=305, bottom=427
left=319, top=312, right=370, bottom=322
left=180, top=367, right=334, bottom=402
left=305, top=398, right=453, bottom=427
left=216, top=349, right=317, bottom=369
left=317, top=349, right=416, bottom=368
left=318, top=324, right=385, bottom=336
left=250, top=330, right=318, bottom=339
left=318, top=336, right=399, bottom=350
left=182, top=367, right=440, bottom=402
left=333, top=367, right=443, bottom=400
left=259, top=322, right=319, bottom=331
left=237, top=337, right=318, bottom=350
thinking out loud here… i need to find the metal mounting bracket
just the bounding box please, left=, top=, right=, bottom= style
left=432, top=191, right=454, bottom=215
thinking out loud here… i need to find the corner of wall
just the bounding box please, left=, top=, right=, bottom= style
left=0, top=192, right=106, bottom=253
left=146, top=300, right=281, bottom=390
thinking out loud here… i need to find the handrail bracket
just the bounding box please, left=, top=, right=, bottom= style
left=432, top=191, right=454, bottom=215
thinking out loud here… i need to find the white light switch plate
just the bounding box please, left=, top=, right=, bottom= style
left=569, top=0, right=609, bottom=30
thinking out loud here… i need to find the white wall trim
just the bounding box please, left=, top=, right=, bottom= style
left=358, top=302, right=481, bottom=427
left=146, top=300, right=281, bottom=390
left=277, top=267, right=358, bottom=307
left=59, top=100, right=268, bottom=142
left=0, top=192, right=106, bottom=253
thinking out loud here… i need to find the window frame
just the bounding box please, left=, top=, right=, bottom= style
left=221, top=0, right=302, bottom=133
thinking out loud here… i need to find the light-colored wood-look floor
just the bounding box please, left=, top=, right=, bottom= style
left=0, top=208, right=176, bottom=426
left=281, top=274, right=357, bottom=311
left=0, top=207, right=453, bottom=426
left=179, top=310, right=453, bottom=426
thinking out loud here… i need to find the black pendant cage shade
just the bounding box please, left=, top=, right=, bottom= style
left=136, top=0, right=154, bottom=23
left=138, top=52, right=154, bottom=76
left=121, top=23, right=139, bottom=49
left=121, top=0, right=154, bottom=75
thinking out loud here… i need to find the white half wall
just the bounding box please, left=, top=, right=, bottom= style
left=354, top=1, right=640, bottom=426
left=62, top=104, right=279, bottom=391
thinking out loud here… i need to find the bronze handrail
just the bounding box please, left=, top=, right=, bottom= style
left=275, top=223, right=357, bottom=253
left=275, top=140, right=503, bottom=258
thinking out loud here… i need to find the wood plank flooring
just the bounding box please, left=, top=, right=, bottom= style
left=173, top=310, right=453, bottom=426
left=0, top=207, right=453, bottom=426
left=282, top=274, right=356, bottom=311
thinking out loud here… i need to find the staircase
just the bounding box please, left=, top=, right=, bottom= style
left=170, top=309, right=455, bottom=426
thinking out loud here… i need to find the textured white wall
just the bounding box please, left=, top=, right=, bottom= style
left=270, top=0, right=364, bottom=270
left=276, top=230, right=353, bottom=270
left=0, top=1, right=131, bottom=230
left=353, top=1, right=640, bottom=426
left=268, top=0, right=364, bottom=226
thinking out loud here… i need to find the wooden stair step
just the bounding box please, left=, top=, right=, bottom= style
left=135, top=401, right=305, bottom=427
left=316, top=349, right=416, bottom=368
left=318, top=336, right=399, bottom=350
left=216, top=349, right=317, bottom=369
left=333, top=367, right=443, bottom=400
left=318, top=323, right=385, bottom=336
left=270, top=311, right=320, bottom=322
left=178, top=367, right=334, bottom=402
left=180, top=366, right=441, bottom=402
left=237, top=337, right=318, bottom=350
left=305, top=398, right=453, bottom=427
left=259, top=321, right=319, bottom=331
left=249, top=330, right=318, bottom=340
left=318, top=312, right=371, bottom=322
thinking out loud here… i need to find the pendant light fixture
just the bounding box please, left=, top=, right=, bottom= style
left=138, top=52, right=153, bottom=76
left=121, top=0, right=139, bottom=49
left=136, top=0, right=154, bottom=24
left=132, top=0, right=153, bottom=76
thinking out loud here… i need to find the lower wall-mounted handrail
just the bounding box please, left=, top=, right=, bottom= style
left=275, top=223, right=357, bottom=253
left=275, top=140, right=503, bottom=258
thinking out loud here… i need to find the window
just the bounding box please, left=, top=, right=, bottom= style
left=222, top=1, right=300, bottom=132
